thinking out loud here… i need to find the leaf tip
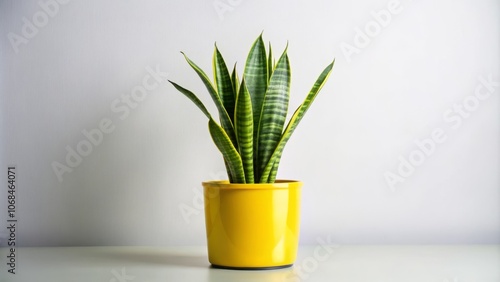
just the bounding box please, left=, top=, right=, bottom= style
left=328, top=58, right=336, bottom=70
left=167, top=79, right=177, bottom=87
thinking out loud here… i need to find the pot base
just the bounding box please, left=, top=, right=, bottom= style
left=210, top=264, right=293, bottom=271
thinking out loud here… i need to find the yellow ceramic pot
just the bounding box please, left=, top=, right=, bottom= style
left=202, top=180, right=302, bottom=270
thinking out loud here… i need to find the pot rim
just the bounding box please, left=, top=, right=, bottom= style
left=202, top=179, right=302, bottom=190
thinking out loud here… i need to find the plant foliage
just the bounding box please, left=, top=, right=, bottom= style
left=169, top=34, right=334, bottom=183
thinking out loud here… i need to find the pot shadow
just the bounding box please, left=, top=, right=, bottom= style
left=207, top=266, right=295, bottom=282
left=96, top=248, right=209, bottom=268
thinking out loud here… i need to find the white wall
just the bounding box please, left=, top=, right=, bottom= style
left=0, top=0, right=498, bottom=247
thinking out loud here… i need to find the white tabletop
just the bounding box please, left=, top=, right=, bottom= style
left=1, top=245, right=499, bottom=282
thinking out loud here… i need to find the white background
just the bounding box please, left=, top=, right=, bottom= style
left=0, top=0, right=498, bottom=247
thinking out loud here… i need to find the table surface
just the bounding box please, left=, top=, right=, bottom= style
left=1, top=245, right=499, bottom=282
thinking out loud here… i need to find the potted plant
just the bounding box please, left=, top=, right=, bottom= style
left=169, top=33, right=334, bottom=270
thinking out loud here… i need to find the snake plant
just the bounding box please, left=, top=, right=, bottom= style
left=169, top=34, right=334, bottom=183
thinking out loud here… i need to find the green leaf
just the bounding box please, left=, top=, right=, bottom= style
left=260, top=60, right=335, bottom=182
left=181, top=52, right=237, bottom=147
left=208, top=118, right=246, bottom=183
left=267, top=42, right=273, bottom=80
left=224, top=159, right=234, bottom=182
left=213, top=45, right=235, bottom=123
left=169, top=80, right=236, bottom=180
left=256, top=49, right=291, bottom=181
left=168, top=81, right=211, bottom=119
left=230, top=64, right=240, bottom=106
left=268, top=159, right=280, bottom=183
left=234, top=79, right=254, bottom=183
left=243, top=34, right=268, bottom=158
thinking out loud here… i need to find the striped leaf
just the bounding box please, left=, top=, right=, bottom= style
left=168, top=81, right=211, bottom=119
left=243, top=34, right=268, bottom=158
left=213, top=45, right=235, bottom=123
left=181, top=52, right=237, bottom=147
left=260, top=60, right=335, bottom=183
left=267, top=158, right=281, bottom=183
left=170, top=34, right=335, bottom=184
left=224, top=159, right=234, bottom=183
left=168, top=80, right=237, bottom=181
left=267, top=42, right=273, bottom=80
left=208, top=118, right=245, bottom=183
left=256, top=49, right=290, bottom=180
left=230, top=64, right=240, bottom=107
left=234, top=79, right=254, bottom=183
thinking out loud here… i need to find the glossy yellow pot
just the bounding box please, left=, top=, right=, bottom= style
left=202, top=180, right=302, bottom=270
